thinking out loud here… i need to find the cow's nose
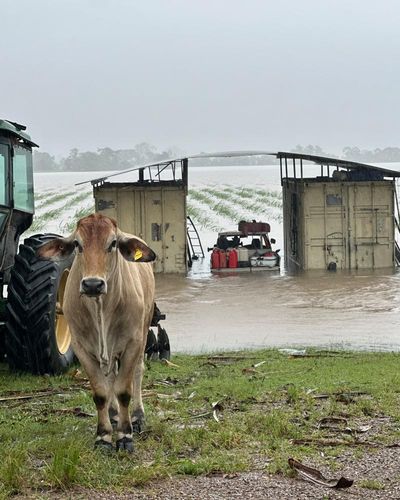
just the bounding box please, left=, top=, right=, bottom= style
left=80, top=278, right=106, bottom=296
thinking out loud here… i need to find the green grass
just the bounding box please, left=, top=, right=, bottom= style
left=359, top=479, right=385, bottom=490
left=0, top=349, right=399, bottom=497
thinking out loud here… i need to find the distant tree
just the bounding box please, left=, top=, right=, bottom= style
left=291, top=144, right=334, bottom=157
left=33, top=151, right=58, bottom=172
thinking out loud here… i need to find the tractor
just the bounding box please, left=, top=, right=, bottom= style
left=0, top=119, right=168, bottom=374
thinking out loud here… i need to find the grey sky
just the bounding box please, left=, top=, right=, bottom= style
left=2, top=0, right=400, bottom=156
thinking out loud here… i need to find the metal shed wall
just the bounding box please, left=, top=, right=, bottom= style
left=283, top=180, right=395, bottom=270
left=94, top=183, right=187, bottom=273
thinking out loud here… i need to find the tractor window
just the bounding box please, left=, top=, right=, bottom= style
left=0, top=144, right=9, bottom=206
left=13, top=146, right=34, bottom=213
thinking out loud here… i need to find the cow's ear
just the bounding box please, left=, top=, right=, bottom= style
left=37, top=238, right=75, bottom=261
left=118, top=237, right=156, bottom=263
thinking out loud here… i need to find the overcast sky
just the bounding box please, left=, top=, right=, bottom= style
left=2, top=0, right=400, bottom=156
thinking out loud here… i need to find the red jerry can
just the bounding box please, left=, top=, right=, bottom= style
left=219, top=250, right=227, bottom=268
left=228, top=249, right=238, bottom=268
left=211, top=248, right=220, bottom=269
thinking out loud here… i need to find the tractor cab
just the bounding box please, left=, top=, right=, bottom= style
left=0, top=120, right=37, bottom=285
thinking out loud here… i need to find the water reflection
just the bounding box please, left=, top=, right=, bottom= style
left=155, top=261, right=400, bottom=353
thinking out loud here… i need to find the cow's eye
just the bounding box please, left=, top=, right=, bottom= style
left=74, top=240, right=83, bottom=253
left=108, top=239, right=117, bottom=252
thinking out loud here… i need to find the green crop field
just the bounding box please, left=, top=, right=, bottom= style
left=28, top=184, right=282, bottom=237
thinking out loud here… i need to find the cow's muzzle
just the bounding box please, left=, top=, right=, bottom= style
left=80, top=277, right=107, bottom=296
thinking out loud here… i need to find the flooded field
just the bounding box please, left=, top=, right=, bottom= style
left=33, top=165, right=400, bottom=353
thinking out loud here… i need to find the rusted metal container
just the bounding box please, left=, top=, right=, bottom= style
left=279, top=152, right=399, bottom=271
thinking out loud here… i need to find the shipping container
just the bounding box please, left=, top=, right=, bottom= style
left=91, top=159, right=189, bottom=273
left=279, top=152, right=400, bottom=271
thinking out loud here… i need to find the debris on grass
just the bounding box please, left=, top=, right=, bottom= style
left=212, top=401, right=223, bottom=423
left=278, top=349, right=307, bottom=357
left=252, top=360, right=267, bottom=368
left=54, top=407, right=94, bottom=418
left=161, top=359, right=180, bottom=368
left=288, top=458, right=353, bottom=489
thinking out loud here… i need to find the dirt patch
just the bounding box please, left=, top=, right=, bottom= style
left=20, top=448, right=400, bottom=499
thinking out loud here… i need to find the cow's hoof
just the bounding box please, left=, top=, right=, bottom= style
left=116, top=437, right=134, bottom=453
left=94, top=439, right=114, bottom=453
left=131, top=418, right=145, bottom=434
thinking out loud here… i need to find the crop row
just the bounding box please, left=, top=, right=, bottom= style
left=28, top=184, right=282, bottom=236
left=188, top=186, right=283, bottom=230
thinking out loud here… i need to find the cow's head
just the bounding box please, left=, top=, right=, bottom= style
left=37, top=214, right=156, bottom=297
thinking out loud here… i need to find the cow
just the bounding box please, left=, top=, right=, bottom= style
left=38, top=213, right=156, bottom=453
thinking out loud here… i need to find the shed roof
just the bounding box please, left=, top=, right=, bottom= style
left=79, top=150, right=400, bottom=185
left=276, top=151, right=400, bottom=178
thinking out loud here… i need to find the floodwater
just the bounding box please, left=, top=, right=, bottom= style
left=159, top=163, right=400, bottom=353
left=34, top=165, right=400, bottom=353
left=156, top=263, right=400, bottom=354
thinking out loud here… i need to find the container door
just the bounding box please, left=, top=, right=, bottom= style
left=161, top=188, right=186, bottom=273
left=142, top=186, right=186, bottom=273
left=347, top=183, right=394, bottom=269
left=304, top=183, right=346, bottom=269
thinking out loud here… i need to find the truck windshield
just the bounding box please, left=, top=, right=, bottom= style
left=0, top=143, right=9, bottom=206
left=13, top=145, right=34, bottom=213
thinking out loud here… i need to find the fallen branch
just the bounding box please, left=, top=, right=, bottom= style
left=288, top=458, right=353, bottom=488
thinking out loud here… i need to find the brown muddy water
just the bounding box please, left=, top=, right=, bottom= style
left=156, top=262, right=400, bottom=353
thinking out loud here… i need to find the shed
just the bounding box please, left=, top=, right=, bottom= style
left=278, top=152, right=400, bottom=271
left=88, top=159, right=189, bottom=273
left=80, top=150, right=400, bottom=274
left=82, top=151, right=274, bottom=274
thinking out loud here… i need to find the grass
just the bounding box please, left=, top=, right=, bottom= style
left=0, top=349, right=399, bottom=497
left=359, top=479, right=385, bottom=490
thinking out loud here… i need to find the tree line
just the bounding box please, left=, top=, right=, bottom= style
left=33, top=143, right=179, bottom=172
left=33, top=143, right=400, bottom=172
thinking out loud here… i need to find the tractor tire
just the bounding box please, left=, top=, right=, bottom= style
left=5, top=234, right=75, bottom=374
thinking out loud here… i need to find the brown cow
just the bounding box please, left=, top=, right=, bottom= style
left=38, top=214, right=156, bottom=452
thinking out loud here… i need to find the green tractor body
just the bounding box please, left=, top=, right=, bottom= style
left=0, top=120, right=36, bottom=289
left=0, top=120, right=75, bottom=373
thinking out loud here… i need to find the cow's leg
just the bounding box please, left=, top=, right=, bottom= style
left=114, top=345, right=141, bottom=452
left=76, top=347, right=114, bottom=451
left=108, top=362, right=119, bottom=428
left=131, top=358, right=145, bottom=434
left=131, top=319, right=151, bottom=433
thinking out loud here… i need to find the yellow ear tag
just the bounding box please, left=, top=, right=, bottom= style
left=134, top=249, right=143, bottom=261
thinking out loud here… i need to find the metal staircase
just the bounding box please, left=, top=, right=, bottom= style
left=186, top=216, right=204, bottom=267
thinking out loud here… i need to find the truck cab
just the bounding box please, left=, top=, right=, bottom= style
left=0, top=120, right=36, bottom=285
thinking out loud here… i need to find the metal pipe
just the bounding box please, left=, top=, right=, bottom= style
left=300, top=158, right=303, bottom=179
left=293, top=158, right=296, bottom=179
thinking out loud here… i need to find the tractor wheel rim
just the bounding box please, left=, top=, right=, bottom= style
left=55, top=269, right=71, bottom=355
